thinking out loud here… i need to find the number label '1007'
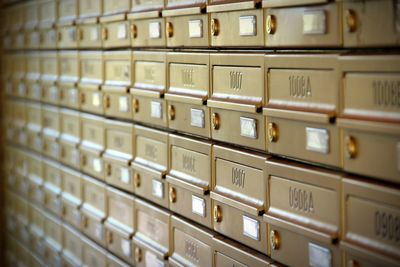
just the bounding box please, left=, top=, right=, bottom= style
left=230, top=71, right=243, bottom=91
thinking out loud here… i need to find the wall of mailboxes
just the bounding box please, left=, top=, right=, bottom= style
left=2, top=0, right=400, bottom=267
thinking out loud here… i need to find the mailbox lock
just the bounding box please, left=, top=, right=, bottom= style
left=266, top=15, right=277, bottom=34
left=270, top=230, right=280, bottom=250
left=106, top=163, right=112, bottom=176
left=133, top=98, right=139, bottom=113
left=211, top=18, right=220, bottom=36
left=107, top=230, right=113, bottom=244
left=134, top=173, right=141, bottom=188
left=168, top=104, right=176, bottom=120
left=213, top=205, right=222, bottom=223
left=345, top=135, right=357, bottom=159
left=130, top=24, right=138, bottom=39
left=169, top=187, right=177, bottom=203
left=345, top=9, right=357, bottom=33
left=166, top=22, right=174, bottom=38
left=81, top=154, right=87, bottom=166
left=82, top=215, right=89, bottom=228
left=267, top=122, right=278, bottom=142
left=104, top=95, right=111, bottom=109
left=80, top=92, right=86, bottom=104
left=134, top=247, right=143, bottom=263
left=101, top=27, right=108, bottom=41
left=212, top=113, right=220, bottom=130
left=78, top=28, right=84, bottom=41
left=61, top=205, right=66, bottom=216
left=60, top=147, right=66, bottom=158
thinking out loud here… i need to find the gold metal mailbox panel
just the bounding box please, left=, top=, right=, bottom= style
left=339, top=55, right=400, bottom=183
left=264, top=2, right=342, bottom=47
left=209, top=53, right=266, bottom=150
left=342, top=177, right=400, bottom=266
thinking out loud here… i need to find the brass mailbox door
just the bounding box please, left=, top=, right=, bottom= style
left=44, top=212, right=63, bottom=260
left=166, top=52, right=211, bottom=137
left=40, top=51, right=59, bottom=105
left=78, top=19, right=103, bottom=49
left=81, top=237, right=107, bottom=267
left=80, top=113, right=106, bottom=180
left=15, top=195, right=29, bottom=242
left=79, top=51, right=104, bottom=114
left=26, top=102, right=43, bottom=153
left=212, top=145, right=268, bottom=253
left=209, top=53, right=265, bottom=150
left=103, top=51, right=132, bottom=86
left=343, top=0, right=400, bottom=47
left=24, top=1, right=39, bottom=31
left=264, top=54, right=341, bottom=167
left=105, top=187, right=135, bottom=263
left=129, top=15, right=166, bottom=48
left=82, top=237, right=108, bottom=267
left=79, top=0, right=103, bottom=19
left=58, top=0, right=78, bottom=23
left=131, top=51, right=167, bottom=127
left=26, top=52, right=41, bottom=101
left=27, top=152, right=44, bottom=205
left=43, top=159, right=62, bottom=216
left=165, top=13, right=209, bottom=47
left=62, top=223, right=82, bottom=267
left=61, top=166, right=82, bottom=229
left=167, top=134, right=213, bottom=228
left=267, top=224, right=341, bottom=267
left=40, top=26, right=58, bottom=49
left=339, top=55, right=400, bottom=183
left=134, top=198, right=170, bottom=265
left=103, top=51, right=132, bottom=120
left=342, top=178, right=400, bottom=266
left=80, top=51, right=104, bottom=85
left=57, top=25, right=78, bottom=49
left=131, top=0, right=165, bottom=13
left=104, top=0, right=131, bottom=15
left=59, top=51, right=80, bottom=109
left=104, top=120, right=135, bottom=192
left=163, top=0, right=209, bottom=48
left=264, top=2, right=342, bottom=47
left=101, top=15, right=130, bottom=49
left=213, top=235, right=272, bottom=267
left=60, top=109, right=81, bottom=169
left=42, top=105, right=60, bottom=160
left=133, top=125, right=169, bottom=206
left=12, top=53, right=26, bottom=98
left=26, top=29, right=41, bottom=49
left=81, top=175, right=107, bottom=247
left=38, top=0, right=58, bottom=49
left=208, top=1, right=264, bottom=47
left=265, top=158, right=342, bottom=266
left=29, top=205, right=45, bottom=257
left=169, top=215, right=214, bottom=267
left=103, top=86, right=132, bottom=120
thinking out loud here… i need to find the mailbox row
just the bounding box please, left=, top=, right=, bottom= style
left=2, top=0, right=400, bottom=49
left=5, top=125, right=400, bottom=267
left=6, top=186, right=273, bottom=267
left=4, top=51, right=400, bottom=183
